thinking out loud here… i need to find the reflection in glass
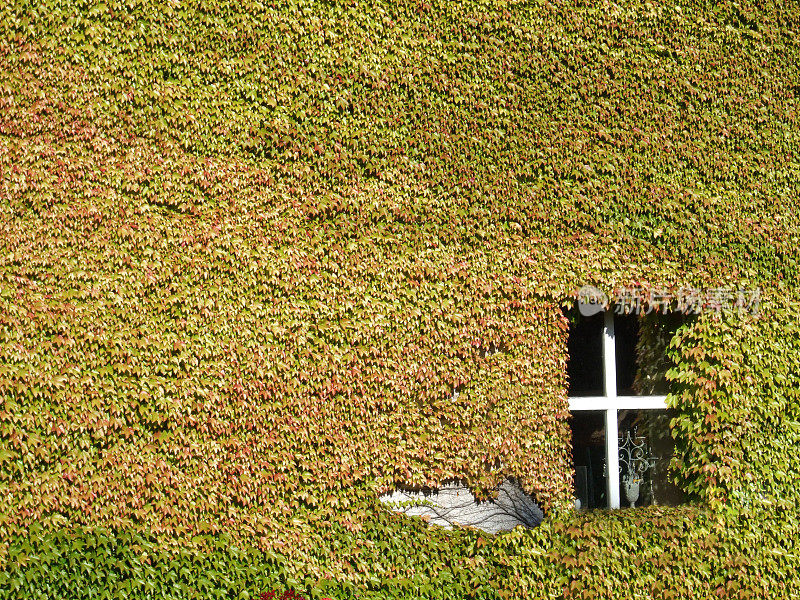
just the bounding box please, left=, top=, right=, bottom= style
left=570, top=411, right=606, bottom=509
left=617, top=409, right=687, bottom=507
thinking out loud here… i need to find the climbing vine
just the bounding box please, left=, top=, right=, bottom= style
left=1, top=0, right=799, bottom=596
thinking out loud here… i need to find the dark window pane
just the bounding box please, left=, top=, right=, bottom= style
left=570, top=411, right=606, bottom=509
left=565, top=310, right=604, bottom=396
left=633, top=311, right=697, bottom=395
left=617, top=409, right=687, bottom=507
left=614, top=312, right=639, bottom=395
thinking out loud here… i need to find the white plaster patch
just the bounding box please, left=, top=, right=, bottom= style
left=380, top=478, right=543, bottom=534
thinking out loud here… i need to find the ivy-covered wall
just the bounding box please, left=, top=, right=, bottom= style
left=1, top=0, right=799, bottom=597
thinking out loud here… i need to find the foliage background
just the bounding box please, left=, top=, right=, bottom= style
left=1, top=0, right=799, bottom=597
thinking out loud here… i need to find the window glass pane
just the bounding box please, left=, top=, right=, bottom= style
left=633, top=311, right=696, bottom=395
left=565, top=310, right=604, bottom=396
left=570, top=411, right=606, bottom=509
left=617, top=409, right=686, bottom=507
left=614, top=312, right=639, bottom=395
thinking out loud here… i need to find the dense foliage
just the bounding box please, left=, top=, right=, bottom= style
left=1, top=0, right=799, bottom=596
left=4, top=506, right=800, bottom=599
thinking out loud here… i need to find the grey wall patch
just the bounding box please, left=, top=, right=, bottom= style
left=379, top=479, right=544, bottom=534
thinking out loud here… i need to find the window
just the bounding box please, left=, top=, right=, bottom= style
left=566, top=308, right=689, bottom=509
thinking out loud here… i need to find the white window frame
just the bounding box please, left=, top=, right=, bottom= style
left=568, top=309, right=667, bottom=509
